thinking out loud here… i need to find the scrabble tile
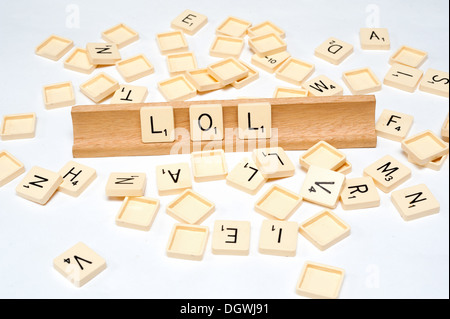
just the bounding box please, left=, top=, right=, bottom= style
left=156, top=163, right=192, bottom=196
left=302, top=75, right=343, bottom=97
left=185, top=68, right=223, bottom=92
left=334, top=160, right=352, bottom=175
left=248, top=21, right=285, bottom=38
left=226, top=157, right=266, bottom=195
left=252, top=147, right=295, bottom=179
left=231, top=60, right=259, bottom=89
left=116, top=54, right=154, bottom=82
left=237, top=102, right=271, bottom=140
left=166, top=51, right=198, bottom=75
left=255, top=184, right=302, bottom=220
left=210, top=35, right=245, bottom=59
left=156, top=30, right=189, bottom=55
left=16, top=166, right=63, bottom=205
left=64, top=48, right=95, bottom=74
left=407, top=153, right=448, bottom=171
left=115, top=196, right=160, bottom=231
left=53, top=242, right=106, bottom=287
left=391, top=184, right=440, bottom=221
left=375, top=109, right=414, bottom=142
left=419, top=68, right=449, bottom=98
left=339, top=177, right=380, bottom=210
left=442, top=113, right=449, bottom=142
left=171, top=9, right=208, bottom=36
left=212, top=220, right=251, bottom=256
left=299, top=209, right=350, bottom=250
left=80, top=72, right=120, bottom=103
left=359, top=28, right=390, bottom=50
left=248, top=33, right=287, bottom=57
left=0, top=113, right=36, bottom=141
left=383, top=63, right=423, bottom=93
left=86, top=43, right=121, bottom=65
left=105, top=173, right=146, bottom=197
left=300, top=166, right=346, bottom=209
left=296, top=261, right=345, bottom=299
left=425, top=154, right=448, bottom=171
left=273, top=86, right=308, bottom=98
left=207, top=57, right=249, bottom=86
left=363, top=155, right=411, bottom=193
left=140, top=106, right=175, bottom=143
left=191, top=149, right=228, bottom=182
left=258, top=220, right=298, bottom=257
left=157, top=75, right=197, bottom=102
left=401, top=130, right=449, bottom=165
left=166, top=189, right=215, bottom=224
left=58, top=161, right=97, bottom=197
left=42, top=81, right=75, bottom=109
left=0, top=151, right=25, bottom=187
left=299, top=141, right=347, bottom=171
left=189, top=104, right=223, bottom=141
left=166, top=224, right=209, bottom=261
left=275, top=57, right=315, bottom=86
left=251, top=51, right=291, bottom=73
left=342, top=67, right=382, bottom=95
left=216, top=16, right=252, bottom=38
left=101, top=23, right=139, bottom=49
left=314, top=37, right=353, bottom=65
left=111, top=85, right=148, bottom=104
left=35, top=35, right=74, bottom=61
left=389, top=45, right=428, bottom=68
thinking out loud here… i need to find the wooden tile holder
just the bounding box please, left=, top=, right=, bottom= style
left=71, top=95, right=376, bottom=158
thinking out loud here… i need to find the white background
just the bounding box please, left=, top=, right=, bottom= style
left=0, top=0, right=448, bottom=299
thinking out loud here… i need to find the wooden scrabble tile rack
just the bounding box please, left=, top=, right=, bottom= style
left=71, top=95, right=376, bottom=158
